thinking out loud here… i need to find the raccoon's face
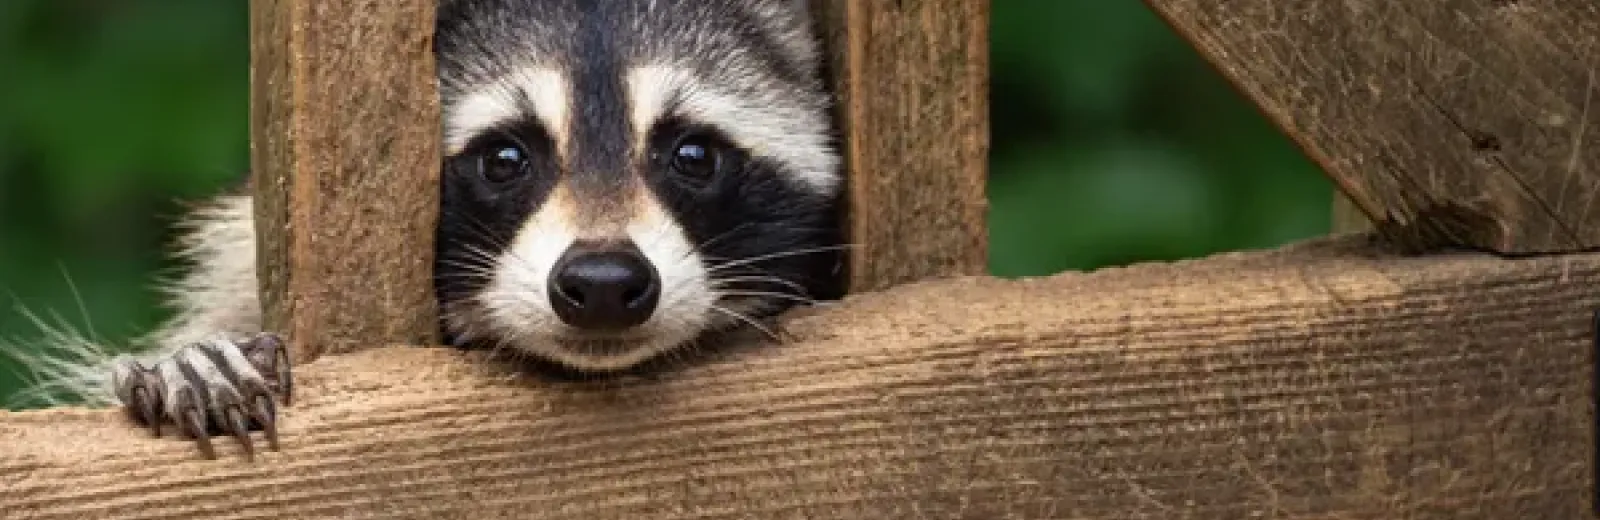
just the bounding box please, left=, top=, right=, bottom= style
left=430, top=0, right=843, bottom=371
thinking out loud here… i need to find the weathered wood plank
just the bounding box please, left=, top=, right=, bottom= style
left=3, top=236, right=1595, bottom=519
left=1146, top=0, right=1600, bottom=254
left=812, top=0, right=991, bottom=293
left=1332, top=193, right=1373, bottom=233
left=250, top=0, right=441, bottom=362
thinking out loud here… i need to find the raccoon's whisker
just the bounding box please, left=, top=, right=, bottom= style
left=439, top=209, right=553, bottom=287
left=435, top=256, right=492, bottom=270
left=439, top=248, right=489, bottom=265
left=704, top=244, right=853, bottom=273
left=439, top=250, right=498, bottom=269
left=439, top=227, right=507, bottom=256
left=717, top=290, right=818, bottom=306
left=709, top=304, right=780, bottom=343
left=448, top=229, right=563, bottom=295
left=692, top=227, right=845, bottom=265
left=457, top=242, right=504, bottom=262
left=436, top=255, right=500, bottom=282
left=694, top=222, right=758, bottom=253
left=439, top=209, right=514, bottom=251
left=482, top=326, right=516, bottom=361
left=498, top=322, right=538, bottom=360
left=433, top=272, right=497, bottom=283
left=711, top=275, right=810, bottom=294
left=443, top=255, right=502, bottom=279
left=437, top=241, right=507, bottom=274
left=696, top=225, right=841, bottom=255
left=473, top=292, right=548, bottom=320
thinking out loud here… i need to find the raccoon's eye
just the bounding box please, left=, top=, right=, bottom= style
left=477, top=141, right=530, bottom=183
left=669, top=134, right=724, bottom=182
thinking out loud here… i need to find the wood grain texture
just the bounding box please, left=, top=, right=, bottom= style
left=1146, top=0, right=1600, bottom=254
left=1332, top=193, right=1374, bottom=233
left=250, top=0, right=442, bottom=362
left=2, top=236, right=1595, bottom=519
left=812, top=0, right=991, bottom=293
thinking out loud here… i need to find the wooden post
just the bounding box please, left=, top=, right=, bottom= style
left=1146, top=0, right=1600, bottom=254
left=812, top=0, right=991, bottom=293
left=250, top=0, right=442, bottom=362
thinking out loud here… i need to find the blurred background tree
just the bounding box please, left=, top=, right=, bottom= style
left=0, top=1, right=1332, bottom=405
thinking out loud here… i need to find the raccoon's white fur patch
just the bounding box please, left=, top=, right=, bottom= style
left=153, top=196, right=263, bottom=349
left=625, top=65, right=839, bottom=194
left=9, top=0, right=844, bottom=407
left=7, top=195, right=262, bottom=407
left=444, top=66, right=570, bottom=155
left=466, top=187, right=576, bottom=347
left=623, top=186, right=716, bottom=357
left=467, top=183, right=713, bottom=371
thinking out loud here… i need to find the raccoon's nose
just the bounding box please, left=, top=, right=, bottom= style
left=548, top=240, right=661, bottom=331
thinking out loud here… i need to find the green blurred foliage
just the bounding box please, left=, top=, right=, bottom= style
left=988, top=3, right=1330, bottom=273
left=0, top=1, right=1331, bottom=405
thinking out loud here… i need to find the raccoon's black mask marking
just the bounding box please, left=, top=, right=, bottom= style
left=8, top=0, right=848, bottom=412
left=428, top=0, right=845, bottom=372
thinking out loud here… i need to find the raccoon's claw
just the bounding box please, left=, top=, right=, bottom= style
left=111, top=333, right=292, bottom=461
left=124, top=380, right=163, bottom=437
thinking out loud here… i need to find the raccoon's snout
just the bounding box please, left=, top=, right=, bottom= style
left=548, top=239, right=662, bottom=331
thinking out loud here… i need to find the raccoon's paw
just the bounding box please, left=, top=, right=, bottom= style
left=111, top=333, right=293, bottom=461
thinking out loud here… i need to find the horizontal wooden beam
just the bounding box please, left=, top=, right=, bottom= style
left=2, top=236, right=1594, bottom=519
left=813, top=0, right=991, bottom=293
left=1147, top=0, right=1600, bottom=254
left=250, top=0, right=442, bottom=362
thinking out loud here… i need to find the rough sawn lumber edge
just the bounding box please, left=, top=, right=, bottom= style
left=0, top=236, right=1594, bottom=519
left=251, top=0, right=442, bottom=363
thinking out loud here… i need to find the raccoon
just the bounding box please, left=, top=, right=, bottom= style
left=11, top=0, right=845, bottom=460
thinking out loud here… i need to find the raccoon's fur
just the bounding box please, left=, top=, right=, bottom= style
left=10, top=0, right=844, bottom=409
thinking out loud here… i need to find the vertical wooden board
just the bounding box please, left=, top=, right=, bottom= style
left=1145, top=0, right=1600, bottom=254
left=813, top=0, right=991, bottom=293
left=250, top=0, right=441, bottom=362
